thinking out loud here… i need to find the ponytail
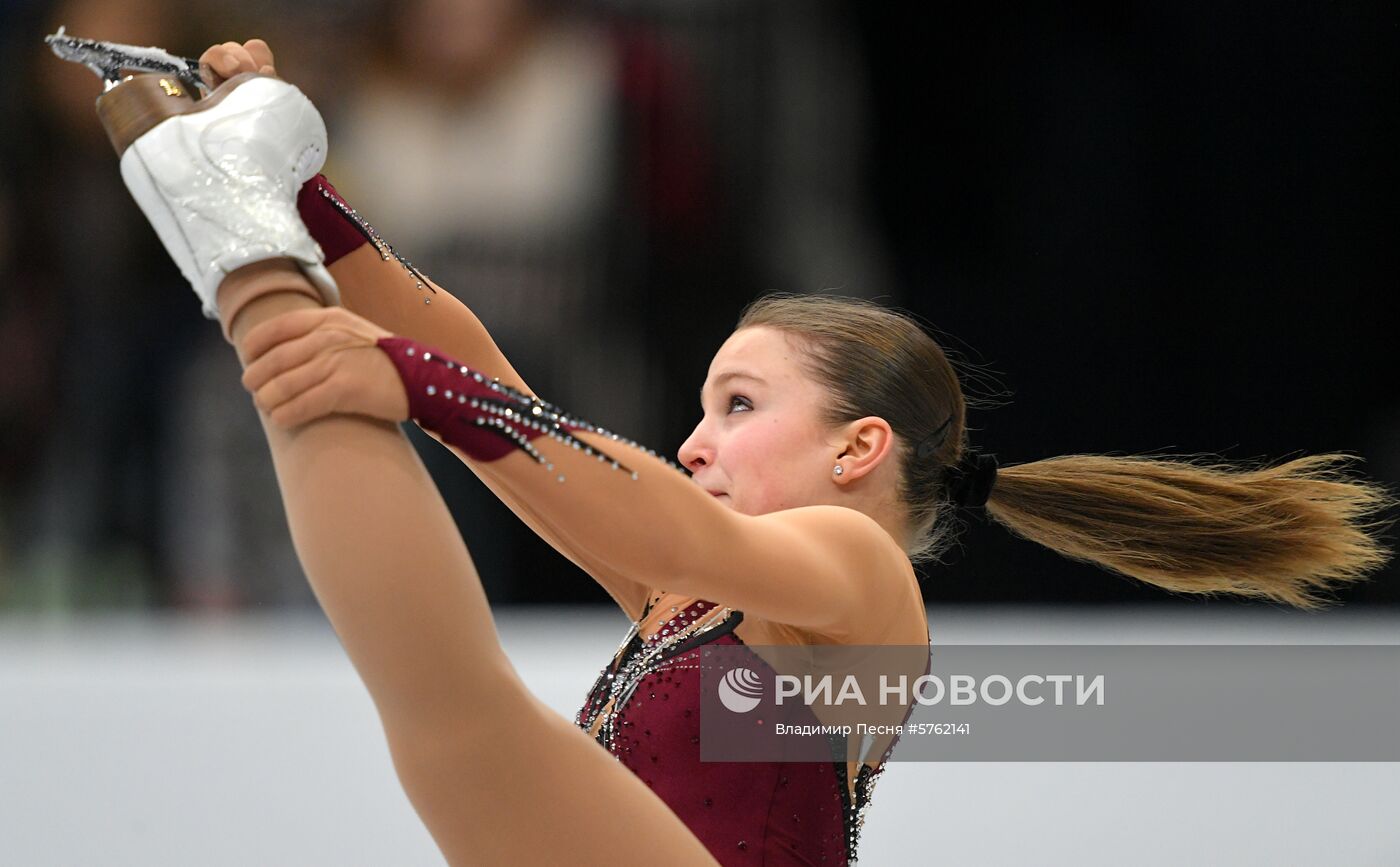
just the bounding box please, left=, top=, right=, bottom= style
left=981, top=451, right=1395, bottom=609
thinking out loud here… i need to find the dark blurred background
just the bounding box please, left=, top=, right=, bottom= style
left=0, top=0, right=1395, bottom=611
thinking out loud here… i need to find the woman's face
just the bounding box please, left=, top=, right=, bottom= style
left=678, top=327, right=843, bottom=515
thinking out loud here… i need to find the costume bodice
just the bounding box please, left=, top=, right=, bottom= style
left=575, top=597, right=895, bottom=865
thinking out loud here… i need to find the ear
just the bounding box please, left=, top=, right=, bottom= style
left=832, top=416, right=896, bottom=483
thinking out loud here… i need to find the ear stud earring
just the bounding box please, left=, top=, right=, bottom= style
left=833, top=465, right=844, bottom=476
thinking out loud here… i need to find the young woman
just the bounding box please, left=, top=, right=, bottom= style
left=94, top=39, right=1393, bottom=866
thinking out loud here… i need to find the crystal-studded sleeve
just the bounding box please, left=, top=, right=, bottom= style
left=378, top=335, right=680, bottom=478
left=375, top=335, right=917, bottom=639
left=376, top=334, right=697, bottom=586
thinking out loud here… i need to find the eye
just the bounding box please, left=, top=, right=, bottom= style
left=727, top=394, right=752, bottom=414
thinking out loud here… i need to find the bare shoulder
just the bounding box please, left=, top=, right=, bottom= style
left=761, top=505, right=922, bottom=644
left=762, top=505, right=906, bottom=568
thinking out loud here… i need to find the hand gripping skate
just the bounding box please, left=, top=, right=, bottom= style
left=46, top=28, right=340, bottom=320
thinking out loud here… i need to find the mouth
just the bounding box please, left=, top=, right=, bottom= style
left=706, top=490, right=728, bottom=499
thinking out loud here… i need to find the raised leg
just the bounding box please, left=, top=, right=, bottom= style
left=216, top=263, right=718, bottom=866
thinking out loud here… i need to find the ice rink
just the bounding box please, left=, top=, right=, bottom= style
left=2, top=605, right=1396, bottom=866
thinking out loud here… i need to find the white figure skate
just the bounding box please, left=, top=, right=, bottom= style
left=48, top=28, right=340, bottom=320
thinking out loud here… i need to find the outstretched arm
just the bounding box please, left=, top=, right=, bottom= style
left=241, top=306, right=915, bottom=641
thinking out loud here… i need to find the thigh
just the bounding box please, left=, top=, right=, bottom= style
left=386, top=689, right=720, bottom=866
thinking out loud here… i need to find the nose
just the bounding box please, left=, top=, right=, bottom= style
left=677, top=423, right=712, bottom=473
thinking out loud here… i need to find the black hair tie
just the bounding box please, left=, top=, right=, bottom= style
left=945, top=450, right=998, bottom=512
left=915, top=414, right=953, bottom=460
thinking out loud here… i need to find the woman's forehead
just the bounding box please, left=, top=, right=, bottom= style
left=701, top=328, right=819, bottom=405
left=713, top=326, right=797, bottom=368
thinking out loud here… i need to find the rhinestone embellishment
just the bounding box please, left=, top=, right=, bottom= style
left=576, top=599, right=732, bottom=754
left=389, top=340, right=689, bottom=482
left=318, top=185, right=433, bottom=295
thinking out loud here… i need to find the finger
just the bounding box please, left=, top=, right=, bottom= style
left=210, top=42, right=248, bottom=79
left=244, top=38, right=276, bottom=74
left=242, top=326, right=345, bottom=394
left=226, top=43, right=259, bottom=76
left=268, top=373, right=344, bottom=429
left=254, top=355, right=336, bottom=416
left=241, top=307, right=336, bottom=363
left=198, top=45, right=230, bottom=87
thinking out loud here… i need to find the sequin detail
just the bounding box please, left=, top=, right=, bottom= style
left=577, top=599, right=734, bottom=753
left=576, top=597, right=892, bottom=865
left=378, top=337, right=687, bottom=481
left=316, top=185, right=433, bottom=294
left=829, top=736, right=885, bottom=863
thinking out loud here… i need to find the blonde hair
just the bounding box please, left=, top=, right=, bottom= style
left=736, top=293, right=1395, bottom=609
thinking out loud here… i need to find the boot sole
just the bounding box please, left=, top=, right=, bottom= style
left=96, top=71, right=264, bottom=156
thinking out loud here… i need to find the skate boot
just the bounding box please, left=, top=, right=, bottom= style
left=47, top=28, right=340, bottom=321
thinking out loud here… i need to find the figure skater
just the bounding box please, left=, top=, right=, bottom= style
left=70, top=36, right=1394, bottom=866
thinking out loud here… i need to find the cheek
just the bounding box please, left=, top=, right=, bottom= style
left=725, top=419, right=815, bottom=511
